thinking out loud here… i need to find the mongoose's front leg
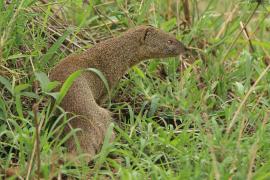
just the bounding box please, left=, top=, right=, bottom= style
left=60, top=76, right=114, bottom=160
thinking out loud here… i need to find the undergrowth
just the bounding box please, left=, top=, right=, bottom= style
left=0, top=0, right=270, bottom=179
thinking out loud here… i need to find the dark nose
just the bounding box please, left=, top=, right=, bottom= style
left=185, top=46, right=190, bottom=52
left=176, top=40, right=188, bottom=53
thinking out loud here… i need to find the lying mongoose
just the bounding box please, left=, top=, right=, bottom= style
left=49, top=25, right=187, bottom=161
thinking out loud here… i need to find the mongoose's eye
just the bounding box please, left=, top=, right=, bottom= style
left=167, top=40, right=173, bottom=44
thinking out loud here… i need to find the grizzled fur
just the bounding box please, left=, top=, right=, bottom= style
left=49, top=26, right=187, bottom=161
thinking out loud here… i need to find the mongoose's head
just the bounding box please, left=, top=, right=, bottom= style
left=128, top=26, right=187, bottom=59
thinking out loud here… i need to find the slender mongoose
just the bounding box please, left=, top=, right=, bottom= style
left=49, top=25, right=187, bottom=161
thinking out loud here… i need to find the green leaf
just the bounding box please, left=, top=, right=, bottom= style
left=14, top=84, right=30, bottom=95
left=0, top=76, right=12, bottom=93
left=6, top=53, right=30, bottom=60
left=132, top=66, right=145, bottom=79
left=94, top=123, right=114, bottom=177
left=35, top=72, right=50, bottom=91
left=235, top=82, right=245, bottom=96
left=55, top=68, right=110, bottom=105
left=15, top=95, right=23, bottom=118
left=35, top=72, right=59, bottom=92
left=161, top=18, right=177, bottom=32
left=46, top=81, right=60, bottom=92
left=20, top=92, right=39, bottom=99
left=46, top=92, right=59, bottom=100
left=41, top=29, right=72, bottom=65
left=0, top=97, right=7, bottom=120
left=86, top=68, right=111, bottom=103
left=148, top=95, right=160, bottom=117
left=55, top=70, right=84, bottom=105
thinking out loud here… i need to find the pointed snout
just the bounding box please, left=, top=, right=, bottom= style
left=176, top=40, right=189, bottom=55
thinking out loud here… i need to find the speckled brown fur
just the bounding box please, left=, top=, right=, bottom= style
left=49, top=26, right=187, bottom=161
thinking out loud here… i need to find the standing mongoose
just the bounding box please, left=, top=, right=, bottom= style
left=49, top=25, right=187, bottom=161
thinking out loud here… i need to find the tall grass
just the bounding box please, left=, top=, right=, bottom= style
left=0, top=0, right=270, bottom=179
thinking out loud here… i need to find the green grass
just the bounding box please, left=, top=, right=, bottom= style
left=1, top=0, right=270, bottom=179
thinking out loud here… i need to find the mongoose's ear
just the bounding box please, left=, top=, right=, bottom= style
left=140, top=26, right=155, bottom=44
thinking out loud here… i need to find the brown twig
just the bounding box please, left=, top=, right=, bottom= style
left=26, top=143, right=36, bottom=179
left=208, top=133, right=221, bottom=180
left=247, top=112, right=269, bottom=180
left=33, top=103, right=40, bottom=180
left=240, top=21, right=255, bottom=53
left=26, top=81, right=41, bottom=180
left=33, top=19, right=82, bottom=50
left=116, top=2, right=135, bottom=26
left=33, top=79, right=40, bottom=179
left=38, top=0, right=63, bottom=21
left=93, top=7, right=115, bottom=37
left=176, top=0, right=180, bottom=33
left=221, top=3, right=260, bottom=63
left=167, top=0, right=173, bottom=19
left=182, top=0, right=191, bottom=26
left=226, top=63, right=270, bottom=134
left=216, top=4, right=239, bottom=39
left=0, top=47, right=2, bottom=62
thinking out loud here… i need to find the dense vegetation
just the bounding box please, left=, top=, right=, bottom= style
left=0, top=0, right=270, bottom=179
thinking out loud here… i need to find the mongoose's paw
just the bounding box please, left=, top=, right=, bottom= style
left=64, top=151, right=93, bottom=164
left=64, top=133, right=115, bottom=163
left=65, top=136, right=96, bottom=163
